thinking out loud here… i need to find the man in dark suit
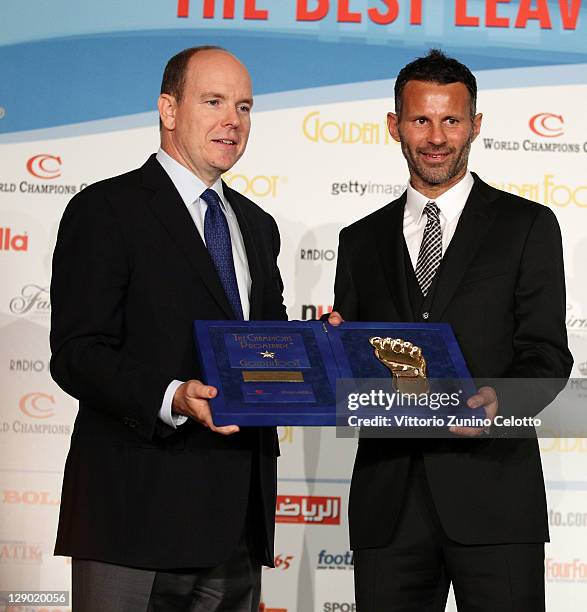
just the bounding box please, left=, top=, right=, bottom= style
left=329, top=50, right=572, bottom=611
left=50, top=46, right=286, bottom=611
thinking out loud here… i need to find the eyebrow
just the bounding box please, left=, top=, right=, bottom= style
left=408, top=112, right=466, bottom=119
left=200, top=91, right=254, bottom=106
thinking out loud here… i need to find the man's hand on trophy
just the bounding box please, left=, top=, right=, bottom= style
left=172, top=380, right=240, bottom=435
left=449, top=385, right=498, bottom=437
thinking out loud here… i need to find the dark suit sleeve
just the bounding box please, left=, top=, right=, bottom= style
left=499, top=206, right=573, bottom=418
left=267, top=216, right=288, bottom=321
left=50, top=187, right=170, bottom=440
left=333, top=227, right=359, bottom=320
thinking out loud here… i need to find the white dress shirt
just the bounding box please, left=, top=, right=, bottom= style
left=155, top=148, right=251, bottom=428
left=403, top=171, right=474, bottom=269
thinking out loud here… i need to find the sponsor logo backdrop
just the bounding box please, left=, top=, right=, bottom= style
left=1, top=2, right=586, bottom=610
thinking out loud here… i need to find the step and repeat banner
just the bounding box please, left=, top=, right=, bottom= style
left=1, top=1, right=587, bottom=610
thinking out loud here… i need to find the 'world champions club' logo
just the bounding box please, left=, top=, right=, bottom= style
left=19, top=392, right=55, bottom=419
left=26, top=154, right=62, bottom=179
left=529, top=113, right=564, bottom=138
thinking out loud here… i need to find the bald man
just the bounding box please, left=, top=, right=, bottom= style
left=51, top=46, right=287, bottom=611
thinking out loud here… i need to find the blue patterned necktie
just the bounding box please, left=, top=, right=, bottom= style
left=415, top=201, right=443, bottom=297
left=201, top=189, right=244, bottom=320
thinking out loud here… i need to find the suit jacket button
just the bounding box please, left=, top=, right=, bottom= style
left=422, top=312, right=429, bottom=320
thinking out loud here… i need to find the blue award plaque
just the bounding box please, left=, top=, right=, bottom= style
left=194, top=321, right=339, bottom=425
left=193, top=320, right=477, bottom=426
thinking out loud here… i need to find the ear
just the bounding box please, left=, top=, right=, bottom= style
left=158, top=94, right=177, bottom=131
left=471, top=112, right=483, bottom=142
left=387, top=112, right=401, bottom=143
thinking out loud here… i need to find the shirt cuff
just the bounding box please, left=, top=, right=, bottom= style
left=159, top=380, right=188, bottom=428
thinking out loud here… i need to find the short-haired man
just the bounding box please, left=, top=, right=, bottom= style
left=330, top=49, right=572, bottom=610
left=51, top=46, right=286, bottom=611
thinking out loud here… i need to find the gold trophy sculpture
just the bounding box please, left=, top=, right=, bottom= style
left=369, top=337, right=430, bottom=394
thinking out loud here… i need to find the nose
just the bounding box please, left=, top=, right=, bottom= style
left=222, top=105, right=240, bottom=129
left=428, top=121, right=446, bottom=146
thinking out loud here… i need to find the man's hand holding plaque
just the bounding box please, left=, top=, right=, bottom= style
left=450, top=386, right=498, bottom=437
left=172, top=380, right=240, bottom=435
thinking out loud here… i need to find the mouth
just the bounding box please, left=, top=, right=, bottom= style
left=212, top=138, right=238, bottom=148
left=419, top=151, right=451, bottom=163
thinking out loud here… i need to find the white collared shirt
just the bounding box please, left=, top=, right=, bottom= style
left=403, top=171, right=474, bottom=269
left=155, top=148, right=252, bottom=428
left=156, top=148, right=251, bottom=316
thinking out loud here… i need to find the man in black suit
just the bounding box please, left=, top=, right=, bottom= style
left=329, top=50, right=572, bottom=611
left=50, top=46, right=286, bottom=611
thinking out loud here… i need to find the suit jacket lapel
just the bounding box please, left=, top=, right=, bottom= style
left=430, top=173, right=500, bottom=320
left=223, top=183, right=265, bottom=320
left=140, top=155, right=235, bottom=319
left=374, top=194, right=414, bottom=321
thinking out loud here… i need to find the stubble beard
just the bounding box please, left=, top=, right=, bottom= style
left=400, top=130, right=474, bottom=188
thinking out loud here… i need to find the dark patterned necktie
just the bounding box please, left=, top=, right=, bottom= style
left=415, top=201, right=442, bottom=297
left=201, top=189, right=244, bottom=320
